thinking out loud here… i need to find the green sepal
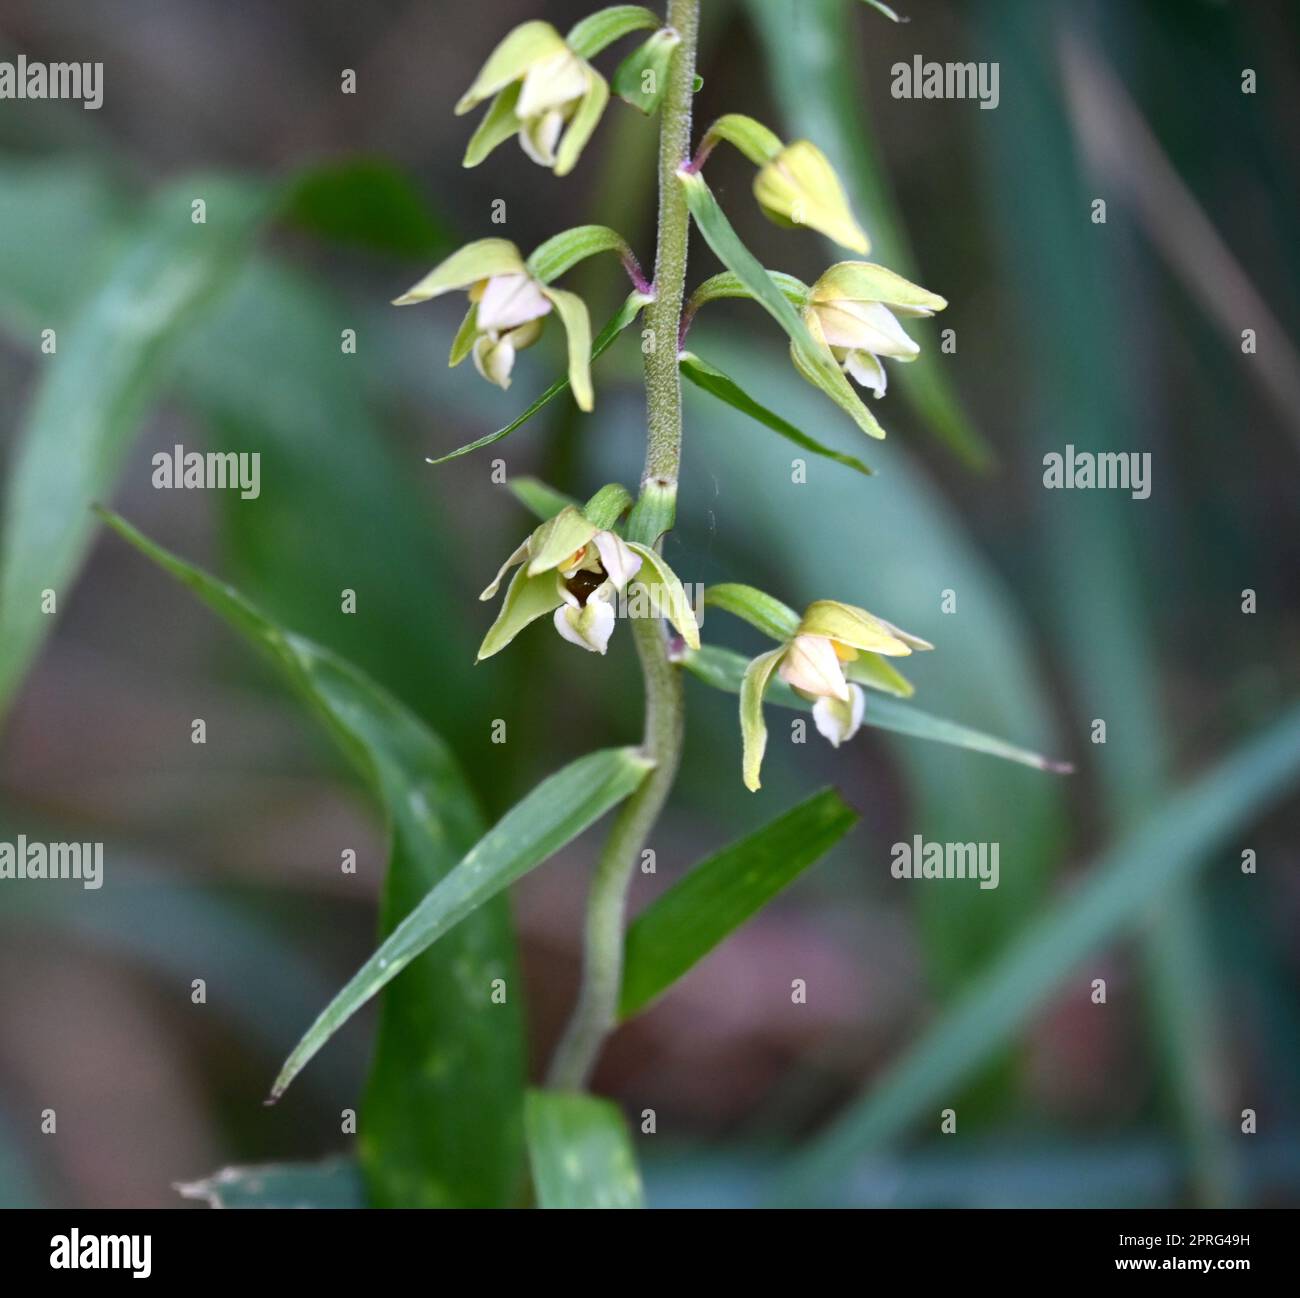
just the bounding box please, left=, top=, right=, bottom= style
left=702, top=113, right=783, bottom=166
left=542, top=285, right=594, bottom=411
left=448, top=304, right=479, bottom=367
left=527, top=225, right=630, bottom=285
left=811, top=261, right=947, bottom=314
left=582, top=483, right=633, bottom=531
left=847, top=653, right=915, bottom=699
left=555, top=70, right=610, bottom=177
left=704, top=583, right=799, bottom=642
left=740, top=648, right=785, bottom=791
left=457, top=21, right=568, bottom=114
left=463, top=84, right=523, bottom=168
left=612, top=28, right=682, bottom=114
left=625, top=543, right=700, bottom=649
left=526, top=505, right=599, bottom=575
left=566, top=5, right=661, bottom=59
left=798, top=599, right=930, bottom=655
left=477, top=565, right=565, bottom=661
left=393, top=239, right=524, bottom=305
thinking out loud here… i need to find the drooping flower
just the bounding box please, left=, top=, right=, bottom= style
left=802, top=262, right=947, bottom=398
left=738, top=598, right=932, bottom=790
left=456, top=21, right=609, bottom=177
left=692, top=115, right=870, bottom=253
left=394, top=238, right=594, bottom=409
left=476, top=487, right=700, bottom=661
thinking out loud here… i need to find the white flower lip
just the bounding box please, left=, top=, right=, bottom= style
left=813, top=684, right=866, bottom=748
left=476, top=273, right=554, bottom=332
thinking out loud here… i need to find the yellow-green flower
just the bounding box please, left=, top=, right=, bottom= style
left=475, top=487, right=700, bottom=662
left=802, top=262, right=947, bottom=398
left=741, top=599, right=932, bottom=790
left=394, top=238, right=594, bottom=409
left=457, top=21, right=609, bottom=177
left=754, top=140, right=870, bottom=254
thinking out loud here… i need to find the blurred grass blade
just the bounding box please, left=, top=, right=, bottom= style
left=746, top=0, right=990, bottom=466
left=270, top=745, right=654, bottom=1101
left=682, top=644, right=1070, bottom=773
left=621, top=788, right=859, bottom=1019
left=427, top=290, right=651, bottom=464
left=779, top=703, right=1300, bottom=1204
left=525, top=1090, right=645, bottom=1209
left=0, top=175, right=268, bottom=719
left=96, top=508, right=526, bottom=1207
left=284, top=157, right=454, bottom=260
left=680, top=351, right=874, bottom=477
left=177, top=1159, right=365, bottom=1209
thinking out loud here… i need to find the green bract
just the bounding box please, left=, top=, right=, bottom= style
left=395, top=235, right=623, bottom=411
left=613, top=27, right=682, bottom=114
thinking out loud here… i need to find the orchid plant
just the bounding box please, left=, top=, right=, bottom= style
left=101, top=0, right=1069, bottom=1205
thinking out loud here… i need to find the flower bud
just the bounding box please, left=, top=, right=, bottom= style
left=754, top=141, right=870, bottom=253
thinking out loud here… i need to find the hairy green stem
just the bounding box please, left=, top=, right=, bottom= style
left=546, top=0, right=698, bottom=1092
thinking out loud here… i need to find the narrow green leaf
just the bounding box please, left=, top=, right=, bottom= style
left=683, top=644, right=1071, bottom=773
left=681, top=351, right=874, bottom=477
left=527, top=224, right=629, bottom=285
left=703, top=583, right=799, bottom=642
left=177, top=1159, right=366, bottom=1209
left=0, top=176, right=269, bottom=719
left=679, top=170, right=883, bottom=441
left=566, top=5, right=660, bottom=59
left=525, top=1091, right=645, bottom=1209
left=509, top=477, right=579, bottom=521
left=621, top=788, right=858, bottom=1018
left=270, top=746, right=654, bottom=1100
left=427, top=290, right=651, bottom=464
left=779, top=703, right=1300, bottom=1204
left=95, top=509, right=525, bottom=1207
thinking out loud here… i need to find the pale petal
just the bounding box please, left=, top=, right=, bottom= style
left=777, top=634, right=850, bottom=701
left=815, top=300, right=918, bottom=359
left=519, top=108, right=565, bottom=166
left=479, top=539, right=530, bottom=601
left=813, top=684, right=866, bottom=748
left=472, top=332, right=517, bottom=389
left=843, top=349, right=887, bottom=397
left=517, top=49, right=589, bottom=119
left=592, top=530, right=643, bottom=591
left=553, top=593, right=616, bottom=654
left=476, top=273, right=553, bottom=332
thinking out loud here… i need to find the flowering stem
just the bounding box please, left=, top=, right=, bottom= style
left=546, top=0, right=699, bottom=1092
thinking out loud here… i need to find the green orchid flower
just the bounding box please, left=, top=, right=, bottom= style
left=801, top=261, right=948, bottom=398
left=477, top=486, right=700, bottom=662
left=457, top=21, right=610, bottom=177
left=394, top=237, right=596, bottom=409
